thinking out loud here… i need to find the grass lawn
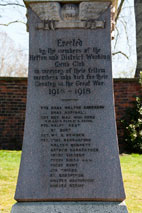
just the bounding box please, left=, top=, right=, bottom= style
left=0, top=151, right=21, bottom=213
left=120, top=154, right=142, bottom=212
left=0, top=151, right=142, bottom=213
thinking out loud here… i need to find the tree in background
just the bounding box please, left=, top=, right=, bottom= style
left=0, top=1, right=28, bottom=77
left=0, top=0, right=141, bottom=78
left=0, top=0, right=25, bottom=26
left=115, top=0, right=142, bottom=78
left=0, top=32, right=28, bottom=77
left=134, top=0, right=142, bottom=77
left=110, top=0, right=136, bottom=77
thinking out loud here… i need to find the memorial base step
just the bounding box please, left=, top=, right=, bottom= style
left=11, top=201, right=128, bottom=213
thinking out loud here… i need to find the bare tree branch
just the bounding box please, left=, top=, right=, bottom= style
left=119, top=18, right=131, bottom=53
left=112, top=51, right=129, bottom=59
left=115, top=0, right=125, bottom=23
left=114, top=26, right=120, bottom=49
left=0, top=3, right=25, bottom=8
left=0, top=20, right=26, bottom=26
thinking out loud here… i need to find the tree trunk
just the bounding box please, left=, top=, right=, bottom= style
left=135, top=0, right=142, bottom=77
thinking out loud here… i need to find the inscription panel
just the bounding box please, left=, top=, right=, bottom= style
left=15, top=5, right=125, bottom=201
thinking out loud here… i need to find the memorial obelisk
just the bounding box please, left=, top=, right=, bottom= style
left=11, top=0, right=128, bottom=212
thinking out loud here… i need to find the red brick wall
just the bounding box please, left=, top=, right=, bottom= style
left=0, top=78, right=27, bottom=150
left=0, top=77, right=142, bottom=151
left=114, top=79, right=142, bottom=151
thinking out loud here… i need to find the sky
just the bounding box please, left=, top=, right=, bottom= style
left=0, top=1, right=28, bottom=51
left=0, top=0, right=137, bottom=78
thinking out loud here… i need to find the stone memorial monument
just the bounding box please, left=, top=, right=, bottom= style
left=11, top=0, right=128, bottom=212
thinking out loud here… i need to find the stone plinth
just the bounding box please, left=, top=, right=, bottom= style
left=11, top=202, right=128, bottom=213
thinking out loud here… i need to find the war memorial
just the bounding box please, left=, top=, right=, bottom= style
left=11, top=0, right=128, bottom=212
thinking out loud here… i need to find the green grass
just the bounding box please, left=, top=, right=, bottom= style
left=0, top=151, right=21, bottom=212
left=120, top=154, right=142, bottom=212
left=0, top=151, right=142, bottom=213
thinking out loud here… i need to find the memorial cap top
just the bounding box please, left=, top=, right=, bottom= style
left=23, top=0, right=118, bottom=9
left=23, top=0, right=118, bottom=23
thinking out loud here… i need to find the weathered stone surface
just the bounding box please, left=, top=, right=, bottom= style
left=11, top=202, right=128, bottom=213
left=14, top=2, right=125, bottom=202
left=24, top=0, right=119, bottom=21
left=29, top=2, right=109, bottom=30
